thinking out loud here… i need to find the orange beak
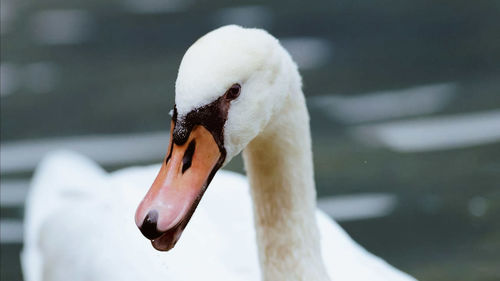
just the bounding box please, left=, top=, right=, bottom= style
left=135, top=121, right=222, bottom=251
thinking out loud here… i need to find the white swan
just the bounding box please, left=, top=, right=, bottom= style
left=22, top=25, right=417, bottom=281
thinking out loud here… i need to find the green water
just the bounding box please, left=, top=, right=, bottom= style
left=1, top=0, right=500, bottom=280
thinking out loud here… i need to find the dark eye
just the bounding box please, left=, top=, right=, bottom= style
left=225, top=83, right=241, bottom=100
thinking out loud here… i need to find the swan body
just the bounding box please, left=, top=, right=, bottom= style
left=23, top=151, right=415, bottom=281
left=22, top=25, right=416, bottom=281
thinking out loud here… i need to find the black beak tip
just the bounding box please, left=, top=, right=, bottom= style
left=139, top=210, right=163, bottom=240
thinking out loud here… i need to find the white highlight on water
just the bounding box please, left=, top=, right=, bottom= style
left=352, top=109, right=500, bottom=152
left=31, top=10, right=93, bottom=45
left=280, top=37, right=333, bottom=70
left=1, top=132, right=168, bottom=174
left=310, top=83, right=456, bottom=124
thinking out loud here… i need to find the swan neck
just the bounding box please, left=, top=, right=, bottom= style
left=243, top=89, right=330, bottom=281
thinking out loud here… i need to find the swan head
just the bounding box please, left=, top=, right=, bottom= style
left=135, top=25, right=300, bottom=251
left=176, top=25, right=299, bottom=162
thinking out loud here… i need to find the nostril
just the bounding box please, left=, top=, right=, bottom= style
left=139, top=210, right=163, bottom=240
left=182, top=140, right=196, bottom=173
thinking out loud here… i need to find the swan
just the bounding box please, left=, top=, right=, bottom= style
left=22, top=25, right=417, bottom=281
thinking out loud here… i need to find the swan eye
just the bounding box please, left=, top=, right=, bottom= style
left=225, top=83, right=241, bottom=100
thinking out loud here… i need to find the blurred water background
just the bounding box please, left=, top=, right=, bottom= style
left=1, top=0, right=500, bottom=280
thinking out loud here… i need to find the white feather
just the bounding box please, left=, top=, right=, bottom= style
left=23, top=151, right=415, bottom=281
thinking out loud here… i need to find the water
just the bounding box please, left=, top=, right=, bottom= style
left=1, top=0, right=500, bottom=280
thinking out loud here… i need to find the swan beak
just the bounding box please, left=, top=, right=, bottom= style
left=135, top=123, right=222, bottom=251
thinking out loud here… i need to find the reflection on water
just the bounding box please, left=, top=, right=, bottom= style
left=213, top=6, right=273, bottom=29
left=122, top=0, right=191, bottom=14
left=1, top=0, right=500, bottom=280
left=352, top=109, right=500, bottom=152
left=310, top=83, right=456, bottom=123
left=31, top=10, right=94, bottom=45
left=0, top=64, right=19, bottom=97
left=281, top=37, right=333, bottom=69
